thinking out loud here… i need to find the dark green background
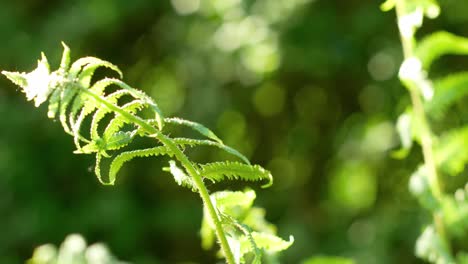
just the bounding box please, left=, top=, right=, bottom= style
left=1, top=0, right=467, bottom=263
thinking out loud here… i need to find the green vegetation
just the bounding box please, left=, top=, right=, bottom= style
left=384, top=0, right=468, bottom=262
left=3, top=44, right=291, bottom=263
left=28, top=234, right=127, bottom=264
left=0, top=0, right=467, bottom=263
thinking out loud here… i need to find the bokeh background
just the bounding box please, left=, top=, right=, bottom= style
left=1, top=0, right=467, bottom=263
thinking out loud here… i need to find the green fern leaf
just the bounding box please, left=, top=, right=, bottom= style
left=200, top=162, right=272, bottom=188
left=76, top=131, right=136, bottom=155
left=221, top=214, right=262, bottom=263
left=106, top=146, right=173, bottom=185
left=90, top=107, right=112, bottom=141
left=90, top=90, right=134, bottom=140
left=59, top=87, right=79, bottom=135
left=94, top=153, right=105, bottom=184
left=2, top=44, right=171, bottom=185
left=416, top=31, right=468, bottom=70
left=165, top=117, right=223, bottom=143
left=72, top=102, right=97, bottom=150
left=103, top=100, right=146, bottom=140
left=3, top=44, right=284, bottom=262
left=203, top=189, right=294, bottom=262
left=69, top=88, right=95, bottom=134
left=68, top=79, right=126, bottom=137
left=211, top=189, right=257, bottom=214
left=47, top=88, right=61, bottom=119
left=243, top=208, right=276, bottom=235
left=239, top=232, right=294, bottom=256
left=59, top=42, right=71, bottom=71
left=380, top=0, right=396, bottom=11
left=70, top=80, right=145, bottom=150
left=173, top=138, right=250, bottom=164
left=75, top=139, right=105, bottom=156
left=434, top=126, right=468, bottom=176
left=88, top=78, right=122, bottom=96
left=69, top=57, right=122, bottom=80
left=425, top=72, right=468, bottom=118
left=163, top=160, right=196, bottom=191
left=105, top=131, right=137, bottom=151
left=2, top=54, right=52, bottom=107
left=78, top=62, right=122, bottom=88
left=2, top=71, right=28, bottom=91
left=93, top=78, right=164, bottom=129
left=202, top=189, right=257, bottom=253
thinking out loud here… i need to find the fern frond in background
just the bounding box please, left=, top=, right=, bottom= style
left=201, top=189, right=293, bottom=264
left=2, top=44, right=292, bottom=264
left=383, top=0, right=468, bottom=263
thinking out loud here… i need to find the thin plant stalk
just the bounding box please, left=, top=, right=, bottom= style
left=394, top=0, right=450, bottom=253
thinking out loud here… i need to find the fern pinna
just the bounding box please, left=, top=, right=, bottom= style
left=383, top=0, right=468, bottom=263
left=2, top=43, right=292, bottom=264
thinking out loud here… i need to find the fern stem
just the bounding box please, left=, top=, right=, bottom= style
left=395, top=0, right=450, bottom=252
left=154, top=133, right=236, bottom=264
left=78, top=86, right=236, bottom=264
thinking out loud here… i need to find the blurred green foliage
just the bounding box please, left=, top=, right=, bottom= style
left=0, top=0, right=467, bottom=263
left=28, top=234, right=128, bottom=264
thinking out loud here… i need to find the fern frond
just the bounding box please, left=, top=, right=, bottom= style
left=105, top=130, right=137, bottom=151
left=173, top=137, right=250, bottom=164
left=72, top=101, right=97, bottom=150
left=70, top=79, right=130, bottom=137
left=69, top=57, right=122, bottom=80
left=221, top=214, right=262, bottom=264
left=3, top=44, right=282, bottom=262
left=434, top=126, right=468, bottom=176
left=165, top=117, right=223, bottom=143
left=243, top=207, right=276, bottom=234
left=202, top=189, right=257, bottom=255
left=69, top=79, right=113, bottom=139
left=163, top=160, right=196, bottom=191
left=90, top=90, right=134, bottom=140
left=47, top=88, right=61, bottom=119
left=87, top=78, right=164, bottom=130
left=416, top=31, right=468, bottom=70
left=200, top=162, right=273, bottom=188
left=77, top=131, right=137, bottom=156
left=103, top=100, right=146, bottom=140
left=425, top=72, right=468, bottom=118
left=94, top=153, right=104, bottom=184
left=211, top=189, right=257, bottom=213
left=203, top=189, right=293, bottom=262
left=67, top=79, right=162, bottom=144
left=2, top=55, right=52, bottom=107
left=2, top=44, right=170, bottom=182
left=58, top=87, right=80, bottom=135
left=58, top=42, right=71, bottom=71
left=239, top=232, right=294, bottom=257
left=90, top=107, right=112, bottom=141
left=105, top=146, right=173, bottom=185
